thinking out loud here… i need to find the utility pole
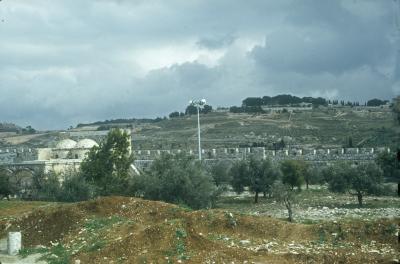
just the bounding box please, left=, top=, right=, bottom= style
left=189, top=99, right=206, bottom=160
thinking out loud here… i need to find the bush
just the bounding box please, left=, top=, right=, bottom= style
left=30, top=170, right=62, bottom=201
left=0, top=168, right=16, bottom=200
left=28, top=169, right=95, bottom=202
left=58, top=172, right=95, bottom=202
left=133, top=153, right=218, bottom=209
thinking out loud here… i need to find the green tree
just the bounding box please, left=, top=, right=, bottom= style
left=230, top=158, right=279, bottom=203
left=307, top=166, right=325, bottom=187
left=58, top=172, right=95, bottom=202
left=0, top=168, right=16, bottom=200
left=348, top=136, right=353, bottom=148
left=393, top=96, right=400, bottom=124
left=210, top=161, right=231, bottom=187
left=376, top=151, right=400, bottom=196
left=169, top=111, right=180, bottom=118
left=201, top=105, right=213, bottom=114
left=185, top=105, right=197, bottom=115
left=280, top=160, right=305, bottom=190
left=367, top=98, right=387, bottom=107
left=80, top=129, right=134, bottom=196
left=272, top=182, right=296, bottom=222
left=134, top=153, right=217, bottom=209
left=248, top=158, right=279, bottom=203
left=30, top=170, right=62, bottom=201
left=326, top=162, right=384, bottom=207
left=230, top=160, right=249, bottom=194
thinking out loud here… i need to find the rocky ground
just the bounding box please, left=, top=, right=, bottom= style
left=0, top=196, right=398, bottom=264
left=219, top=186, right=400, bottom=222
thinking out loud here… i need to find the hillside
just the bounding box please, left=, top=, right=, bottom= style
left=0, top=196, right=398, bottom=263
left=130, top=108, right=397, bottom=150
left=0, top=107, right=397, bottom=150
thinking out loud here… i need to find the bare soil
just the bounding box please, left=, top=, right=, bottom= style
left=0, top=197, right=398, bottom=264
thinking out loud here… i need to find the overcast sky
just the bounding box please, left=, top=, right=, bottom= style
left=0, top=0, right=399, bottom=129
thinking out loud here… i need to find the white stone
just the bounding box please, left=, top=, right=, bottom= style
left=7, top=231, right=21, bottom=256
left=240, top=240, right=250, bottom=245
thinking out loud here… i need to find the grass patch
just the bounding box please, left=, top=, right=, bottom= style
left=84, top=215, right=125, bottom=231
left=19, top=246, right=48, bottom=258
left=21, top=244, right=71, bottom=264
left=165, top=228, right=190, bottom=261
left=40, top=244, right=71, bottom=264
left=85, top=239, right=107, bottom=252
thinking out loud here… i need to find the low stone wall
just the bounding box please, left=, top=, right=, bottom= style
left=133, top=147, right=389, bottom=170
left=132, top=147, right=386, bottom=161
left=0, top=148, right=38, bottom=164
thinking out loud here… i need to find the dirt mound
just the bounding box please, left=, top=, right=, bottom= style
left=2, top=196, right=399, bottom=264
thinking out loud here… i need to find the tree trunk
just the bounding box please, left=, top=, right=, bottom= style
left=357, top=192, right=363, bottom=207
left=306, top=180, right=309, bottom=190
left=254, top=191, right=259, bottom=203
left=287, top=205, right=293, bottom=222
left=263, top=191, right=266, bottom=198
left=398, top=182, right=399, bottom=197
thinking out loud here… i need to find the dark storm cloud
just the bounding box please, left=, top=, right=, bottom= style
left=0, top=0, right=397, bottom=129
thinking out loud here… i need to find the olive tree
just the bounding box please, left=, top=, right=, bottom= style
left=376, top=151, right=400, bottom=196
left=210, top=161, right=232, bottom=187
left=272, top=182, right=296, bottom=222
left=325, top=162, right=384, bottom=207
left=280, top=160, right=306, bottom=190
left=230, top=158, right=279, bottom=203
left=133, top=153, right=218, bottom=209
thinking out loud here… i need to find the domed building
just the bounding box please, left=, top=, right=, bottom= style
left=53, top=139, right=78, bottom=159
left=75, top=139, right=98, bottom=149
left=56, top=139, right=78, bottom=149
left=72, top=139, right=99, bottom=159
left=35, top=138, right=102, bottom=173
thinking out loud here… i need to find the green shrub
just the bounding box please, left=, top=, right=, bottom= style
left=133, top=153, right=218, bottom=209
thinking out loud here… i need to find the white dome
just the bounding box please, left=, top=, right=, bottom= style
left=76, top=138, right=99, bottom=149
left=56, top=139, right=77, bottom=149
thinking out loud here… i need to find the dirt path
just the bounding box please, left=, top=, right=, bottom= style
left=0, top=238, right=46, bottom=264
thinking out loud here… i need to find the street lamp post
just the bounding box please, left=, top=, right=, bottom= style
left=189, top=99, right=206, bottom=160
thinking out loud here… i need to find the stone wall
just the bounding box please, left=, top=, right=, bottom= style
left=0, top=147, right=38, bottom=164
left=132, top=147, right=390, bottom=170
left=132, top=147, right=386, bottom=160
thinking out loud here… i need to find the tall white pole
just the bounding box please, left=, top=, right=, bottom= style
left=197, top=106, right=201, bottom=160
